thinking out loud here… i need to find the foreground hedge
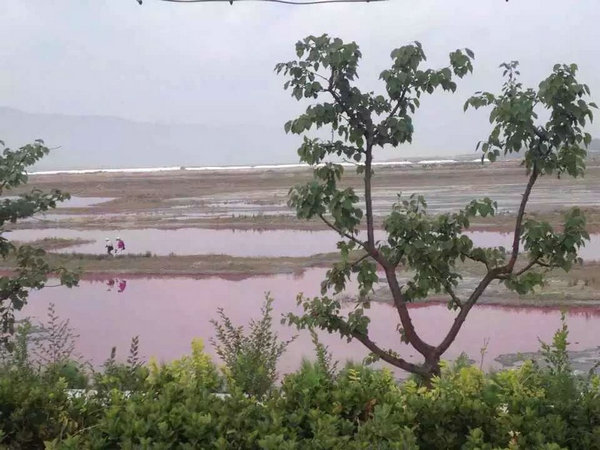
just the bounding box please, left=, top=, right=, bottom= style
left=1, top=339, right=599, bottom=449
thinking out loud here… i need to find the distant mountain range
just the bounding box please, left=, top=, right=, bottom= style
left=0, top=107, right=296, bottom=171
left=1, top=106, right=598, bottom=171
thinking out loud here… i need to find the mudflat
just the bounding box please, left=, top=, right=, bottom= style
left=15, top=159, right=600, bottom=232
left=5, top=158, right=600, bottom=305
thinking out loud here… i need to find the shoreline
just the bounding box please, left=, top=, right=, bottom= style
left=3, top=250, right=598, bottom=308
left=7, top=159, right=599, bottom=308
left=27, top=158, right=489, bottom=176
left=9, top=207, right=600, bottom=233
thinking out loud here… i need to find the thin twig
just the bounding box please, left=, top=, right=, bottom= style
left=349, top=252, right=370, bottom=268
left=318, top=214, right=365, bottom=249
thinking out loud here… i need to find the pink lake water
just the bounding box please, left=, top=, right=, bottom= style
left=8, top=228, right=600, bottom=260
left=23, top=269, right=600, bottom=376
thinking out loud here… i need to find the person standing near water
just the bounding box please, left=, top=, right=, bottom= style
left=105, top=238, right=114, bottom=256
left=116, top=237, right=125, bottom=253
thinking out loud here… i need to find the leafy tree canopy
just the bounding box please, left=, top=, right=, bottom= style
left=0, top=139, right=78, bottom=349
left=276, top=34, right=594, bottom=380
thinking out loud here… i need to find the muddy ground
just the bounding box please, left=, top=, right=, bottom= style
left=13, top=159, right=600, bottom=232
left=495, top=347, right=600, bottom=374
left=367, top=261, right=600, bottom=307
left=5, top=160, right=600, bottom=306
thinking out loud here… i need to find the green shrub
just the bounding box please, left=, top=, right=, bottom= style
left=71, top=339, right=253, bottom=449
left=7, top=355, right=600, bottom=449
left=210, top=295, right=296, bottom=398
left=146, top=338, right=222, bottom=392
left=0, top=314, right=598, bottom=449
left=44, top=360, right=89, bottom=389
left=94, top=336, right=149, bottom=393
left=0, top=367, right=95, bottom=449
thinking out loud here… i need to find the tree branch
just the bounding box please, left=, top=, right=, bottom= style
left=532, top=126, right=549, bottom=141
left=461, top=251, right=491, bottom=270
left=324, top=67, right=378, bottom=251
left=335, top=113, right=353, bottom=127
left=298, top=66, right=365, bottom=133
left=436, top=166, right=540, bottom=356
left=350, top=252, right=370, bottom=269
left=510, top=259, right=537, bottom=277
left=351, top=329, right=427, bottom=376
left=327, top=87, right=365, bottom=132
left=303, top=68, right=330, bottom=83
left=384, top=266, right=435, bottom=357
left=435, top=270, right=499, bottom=355
left=443, top=281, right=462, bottom=308
left=428, top=264, right=463, bottom=308
left=318, top=214, right=366, bottom=249
left=505, top=166, right=539, bottom=272
left=496, top=256, right=551, bottom=279
left=325, top=67, right=373, bottom=134
left=379, top=85, right=409, bottom=129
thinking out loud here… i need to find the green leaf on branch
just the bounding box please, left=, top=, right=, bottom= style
left=0, top=139, right=80, bottom=347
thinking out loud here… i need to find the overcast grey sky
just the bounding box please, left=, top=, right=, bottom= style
left=1, top=0, right=599, bottom=165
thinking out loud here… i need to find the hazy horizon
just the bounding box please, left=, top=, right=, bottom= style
left=2, top=1, right=600, bottom=169
left=1, top=106, right=481, bottom=171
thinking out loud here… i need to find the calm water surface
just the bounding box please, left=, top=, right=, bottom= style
left=24, top=269, right=600, bottom=375
left=9, top=228, right=600, bottom=260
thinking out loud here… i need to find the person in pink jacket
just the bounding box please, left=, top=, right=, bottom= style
left=116, top=237, right=126, bottom=253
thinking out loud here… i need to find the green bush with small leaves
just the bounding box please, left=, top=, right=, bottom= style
left=211, top=295, right=296, bottom=398
left=0, top=367, right=97, bottom=450
left=0, top=317, right=599, bottom=449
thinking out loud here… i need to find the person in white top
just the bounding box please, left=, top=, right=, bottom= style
left=105, top=238, right=114, bottom=256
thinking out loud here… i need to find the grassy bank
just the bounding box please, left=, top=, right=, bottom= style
left=14, top=237, right=95, bottom=251
left=0, top=250, right=347, bottom=277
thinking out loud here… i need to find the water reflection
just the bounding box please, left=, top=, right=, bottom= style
left=23, top=269, right=600, bottom=375
left=105, top=278, right=127, bottom=293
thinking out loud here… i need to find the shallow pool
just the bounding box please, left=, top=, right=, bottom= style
left=8, top=228, right=600, bottom=260
left=23, top=269, right=600, bottom=375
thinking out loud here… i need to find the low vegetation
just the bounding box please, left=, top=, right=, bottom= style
left=211, top=295, right=296, bottom=398
left=1, top=304, right=599, bottom=449
left=13, top=237, right=94, bottom=251
left=0, top=250, right=354, bottom=277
